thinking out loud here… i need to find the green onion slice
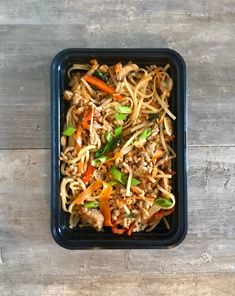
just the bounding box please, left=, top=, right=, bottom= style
left=91, top=156, right=108, bottom=166
left=114, top=126, right=123, bottom=137
left=139, top=128, right=152, bottom=142
left=62, top=127, right=76, bottom=136
left=154, top=198, right=173, bottom=208
left=115, top=105, right=132, bottom=114
left=84, top=201, right=99, bottom=209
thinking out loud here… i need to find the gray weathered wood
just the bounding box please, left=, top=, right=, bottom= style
left=0, top=147, right=234, bottom=295
left=0, top=14, right=234, bottom=148
left=0, top=0, right=235, bottom=25
left=0, top=274, right=235, bottom=296
left=1, top=0, right=235, bottom=294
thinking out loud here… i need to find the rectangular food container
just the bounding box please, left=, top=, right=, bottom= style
left=51, top=48, right=187, bottom=249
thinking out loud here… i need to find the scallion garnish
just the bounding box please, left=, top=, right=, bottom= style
left=62, top=127, right=76, bottom=136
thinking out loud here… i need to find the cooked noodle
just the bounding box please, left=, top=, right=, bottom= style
left=60, top=60, right=176, bottom=235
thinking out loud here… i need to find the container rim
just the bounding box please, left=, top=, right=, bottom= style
left=51, top=48, right=187, bottom=249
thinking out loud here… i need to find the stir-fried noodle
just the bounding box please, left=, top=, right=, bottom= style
left=60, top=59, right=176, bottom=235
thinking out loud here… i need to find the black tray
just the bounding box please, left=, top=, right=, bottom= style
left=51, top=48, right=187, bottom=249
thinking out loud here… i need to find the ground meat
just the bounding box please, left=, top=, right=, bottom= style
left=79, top=207, right=104, bottom=231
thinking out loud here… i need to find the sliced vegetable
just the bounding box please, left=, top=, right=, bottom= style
left=84, top=75, right=122, bottom=100
left=164, top=116, right=173, bottom=136
left=115, top=113, right=128, bottom=121
left=131, top=177, right=141, bottom=186
left=91, top=156, right=108, bottom=166
left=105, top=131, right=113, bottom=143
left=84, top=201, right=99, bottom=209
left=115, top=105, right=132, bottom=114
left=99, top=182, right=113, bottom=226
left=139, top=128, right=152, bottom=142
left=127, top=222, right=136, bottom=236
left=127, top=212, right=136, bottom=219
left=114, top=126, right=123, bottom=137
left=84, top=75, right=114, bottom=94
left=83, top=111, right=92, bottom=130
left=151, top=208, right=175, bottom=220
left=95, top=136, right=121, bottom=158
left=82, top=164, right=94, bottom=183
left=112, top=93, right=123, bottom=100
left=112, top=226, right=127, bottom=234
left=154, top=197, right=173, bottom=209
left=62, top=126, right=76, bottom=136
left=110, top=165, right=125, bottom=184
left=108, top=180, right=117, bottom=186
left=68, top=180, right=103, bottom=210
left=148, top=113, right=159, bottom=121
left=74, top=124, right=82, bottom=147
left=68, top=180, right=113, bottom=227
left=92, top=70, right=108, bottom=83
left=110, top=166, right=141, bottom=186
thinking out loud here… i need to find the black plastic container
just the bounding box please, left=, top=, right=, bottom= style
left=51, top=48, right=187, bottom=249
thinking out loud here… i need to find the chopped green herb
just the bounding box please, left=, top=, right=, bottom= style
left=110, top=166, right=141, bottom=186
left=148, top=113, right=159, bottom=121
left=62, top=126, right=76, bottom=136
left=110, top=166, right=125, bottom=185
left=115, top=113, right=128, bottom=121
left=92, top=70, right=108, bottom=83
left=91, top=156, right=108, bottom=166
left=84, top=201, right=99, bottom=209
left=108, top=180, right=117, bottom=187
left=114, top=126, right=123, bottom=137
left=95, top=137, right=121, bottom=158
left=115, top=105, right=132, bottom=114
left=127, top=212, right=136, bottom=219
left=131, top=177, right=141, bottom=186
left=154, top=197, right=173, bottom=208
left=139, top=128, right=152, bottom=142
left=105, top=131, right=113, bottom=143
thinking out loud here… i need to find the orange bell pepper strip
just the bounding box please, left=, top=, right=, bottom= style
left=84, top=75, right=123, bottom=100
left=82, top=164, right=94, bottom=183
left=74, top=124, right=82, bottom=147
left=83, top=111, right=92, bottom=130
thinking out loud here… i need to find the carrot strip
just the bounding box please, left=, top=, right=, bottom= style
left=99, top=184, right=113, bottom=227
left=69, top=180, right=103, bottom=210
left=84, top=75, right=123, bottom=100
left=112, top=93, right=123, bottom=100
left=68, top=181, right=113, bottom=224
left=112, top=226, right=127, bottom=234
left=84, top=75, right=115, bottom=94
left=127, top=222, right=136, bottom=236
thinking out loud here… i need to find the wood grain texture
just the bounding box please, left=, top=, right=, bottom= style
left=0, top=274, right=235, bottom=296
left=0, top=12, right=234, bottom=148
left=0, top=147, right=234, bottom=295
left=1, top=0, right=235, bottom=294
left=0, top=0, right=235, bottom=25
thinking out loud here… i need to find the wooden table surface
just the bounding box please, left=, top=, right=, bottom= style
left=0, top=1, right=235, bottom=295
